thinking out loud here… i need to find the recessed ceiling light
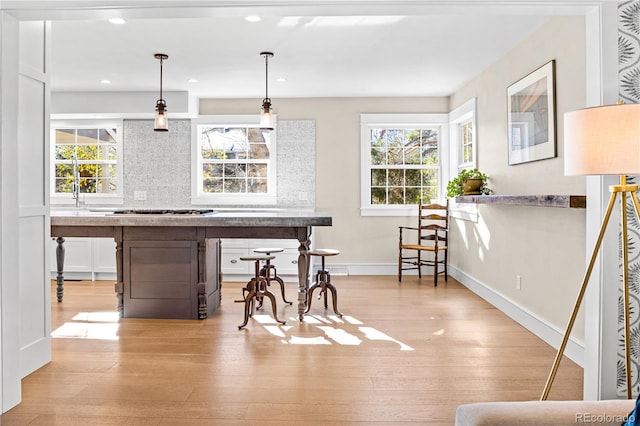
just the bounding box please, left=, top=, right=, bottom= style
left=276, top=77, right=287, bottom=83
left=245, top=15, right=261, bottom=22
left=100, top=79, right=111, bottom=84
left=108, top=18, right=127, bottom=25
left=187, top=78, right=198, bottom=83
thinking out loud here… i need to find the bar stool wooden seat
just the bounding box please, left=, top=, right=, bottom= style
left=235, top=254, right=286, bottom=329
left=305, top=249, right=343, bottom=317
left=253, top=247, right=292, bottom=305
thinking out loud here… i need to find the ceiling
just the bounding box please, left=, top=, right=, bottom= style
left=6, top=1, right=586, bottom=99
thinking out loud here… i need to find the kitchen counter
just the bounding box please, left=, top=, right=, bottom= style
left=50, top=209, right=332, bottom=320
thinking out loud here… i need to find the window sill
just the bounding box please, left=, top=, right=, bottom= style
left=361, top=205, right=423, bottom=217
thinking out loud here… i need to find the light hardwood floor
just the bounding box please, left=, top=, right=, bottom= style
left=1, top=276, right=582, bottom=425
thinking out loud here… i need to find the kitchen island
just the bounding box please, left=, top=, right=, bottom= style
left=50, top=210, right=332, bottom=320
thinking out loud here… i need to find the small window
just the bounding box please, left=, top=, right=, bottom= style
left=50, top=121, right=123, bottom=205
left=459, top=120, right=474, bottom=167
left=360, top=114, right=448, bottom=216
left=192, top=115, right=277, bottom=205
left=448, top=98, right=478, bottom=222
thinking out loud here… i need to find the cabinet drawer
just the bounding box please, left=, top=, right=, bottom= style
left=221, top=249, right=250, bottom=274
left=272, top=250, right=300, bottom=275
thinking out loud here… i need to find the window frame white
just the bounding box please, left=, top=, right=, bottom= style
left=448, top=98, right=478, bottom=222
left=360, top=113, right=449, bottom=217
left=191, top=115, right=277, bottom=206
left=50, top=119, right=124, bottom=206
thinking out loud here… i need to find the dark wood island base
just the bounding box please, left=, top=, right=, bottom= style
left=51, top=210, right=332, bottom=320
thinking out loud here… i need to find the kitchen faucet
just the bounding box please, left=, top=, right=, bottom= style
left=72, top=155, right=81, bottom=208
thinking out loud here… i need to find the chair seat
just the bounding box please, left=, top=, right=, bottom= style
left=400, top=243, right=447, bottom=252
left=309, top=249, right=340, bottom=257
left=239, top=255, right=275, bottom=262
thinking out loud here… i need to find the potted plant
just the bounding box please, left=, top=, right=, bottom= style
left=446, top=168, right=492, bottom=198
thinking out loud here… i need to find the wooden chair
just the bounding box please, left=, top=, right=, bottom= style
left=398, top=201, right=449, bottom=285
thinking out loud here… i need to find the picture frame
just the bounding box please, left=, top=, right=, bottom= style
left=507, top=60, right=556, bottom=165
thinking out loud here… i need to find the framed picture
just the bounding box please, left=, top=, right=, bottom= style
left=507, top=60, right=556, bottom=165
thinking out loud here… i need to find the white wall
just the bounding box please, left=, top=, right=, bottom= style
left=200, top=97, right=449, bottom=267
left=449, top=16, right=587, bottom=343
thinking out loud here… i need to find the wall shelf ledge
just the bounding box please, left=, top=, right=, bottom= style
left=454, top=195, right=586, bottom=209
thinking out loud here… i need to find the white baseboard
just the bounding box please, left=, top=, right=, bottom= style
left=324, top=263, right=434, bottom=276
left=50, top=272, right=116, bottom=281
left=449, top=265, right=584, bottom=367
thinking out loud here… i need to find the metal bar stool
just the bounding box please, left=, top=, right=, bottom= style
left=305, top=249, right=343, bottom=317
left=254, top=247, right=292, bottom=305
left=235, top=254, right=286, bottom=329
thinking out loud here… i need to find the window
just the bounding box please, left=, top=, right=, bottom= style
left=459, top=120, right=474, bottom=167
left=50, top=120, right=123, bottom=205
left=448, top=98, right=478, bottom=221
left=451, top=98, right=477, bottom=172
left=192, top=115, right=277, bottom=205
left=360, top=114, right=448, bottom=216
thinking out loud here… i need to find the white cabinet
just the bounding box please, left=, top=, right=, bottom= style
left=220, top=238, right=300, bottom=282
left=92, top=238, right=117, bottom=275
left=51, top=237, right=302, bottom=282
left=50, top=237, right=116, bottom=280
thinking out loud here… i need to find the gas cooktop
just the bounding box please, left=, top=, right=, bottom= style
left=112, top=209, right=216, bottom=215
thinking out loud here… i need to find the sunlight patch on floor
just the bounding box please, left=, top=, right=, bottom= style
left=317, top=326, right=362, bottom=345
left=286, top=336, right=331, bottom=345
left=359, top=326, right=414, bottom=351
left=52, top=322, right=119, bottom=340
left=71, top=311, right=120, bottom=323
left=53, top=311, right=120, bottom=340
left=250, top=313, right=414, bottom=350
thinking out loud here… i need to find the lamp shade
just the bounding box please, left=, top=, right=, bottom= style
left=154, top=109, right=168, bottom=132
left=564, top=103, right=640, bottom=175
left=260, top=99, right=274, bottom=130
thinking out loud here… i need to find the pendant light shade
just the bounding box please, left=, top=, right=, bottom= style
left=259, top=51, right=274, bottom=131
left=154, top=53, right=169, bottom=132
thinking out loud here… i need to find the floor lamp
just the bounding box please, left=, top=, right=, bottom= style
left=541, top=103, right=640, bottom=401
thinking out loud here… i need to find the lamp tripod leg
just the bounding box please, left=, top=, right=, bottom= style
left=622, top=191, right=633, bottom=398
left=540, top=190, right=618, bottom=401
left=621, top=189, right=640, bottom=398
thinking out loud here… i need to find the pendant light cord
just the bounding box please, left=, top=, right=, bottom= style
left=260, top=51, right=273, bottom=103
left=264, top=53, right=269, bottom=101
left=159, top=56, right=164, bottom=101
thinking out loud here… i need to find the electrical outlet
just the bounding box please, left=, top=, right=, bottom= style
left=516, top=275, right=522, bottom=290
left=299, top=192, right=308, bottom=201
left=134, top=191, right=147, bottom=201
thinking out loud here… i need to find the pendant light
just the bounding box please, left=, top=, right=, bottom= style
left=259, top=51, right=274, bottom=131
left=154, top=53, right=169, bottom=132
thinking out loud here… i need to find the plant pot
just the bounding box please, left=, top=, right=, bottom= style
left=462, top=178, right=483, bottom=195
